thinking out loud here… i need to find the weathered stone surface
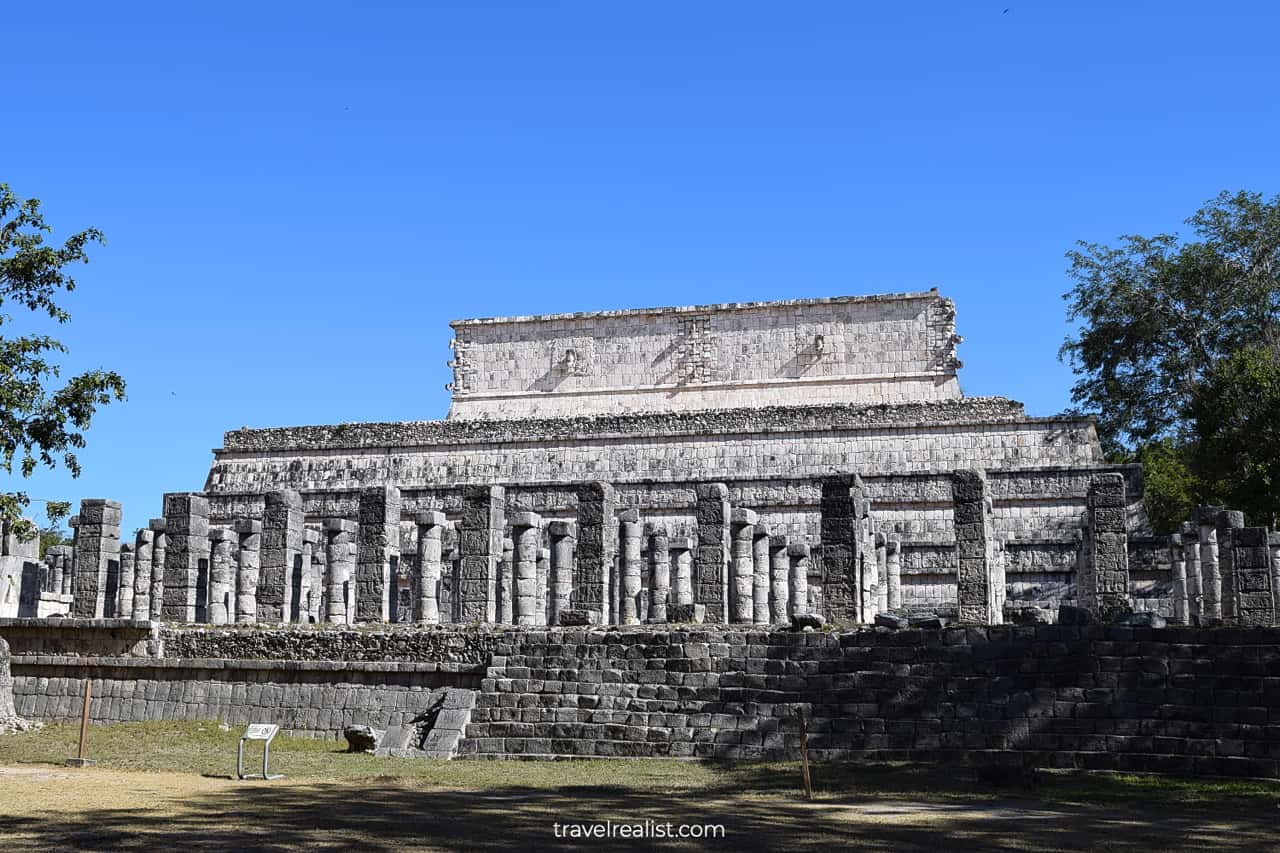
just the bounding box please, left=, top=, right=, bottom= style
left=557, top=608, right=598, bottom=626
left=344, top=724, right=385, bottom=753
left=874, top=612, right=909, bottom=629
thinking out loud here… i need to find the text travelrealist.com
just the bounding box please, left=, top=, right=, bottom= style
left=553, top=821, right=726, bottom=839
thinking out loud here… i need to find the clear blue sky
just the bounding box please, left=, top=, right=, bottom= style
left=5, top=1, right=1278, bottom=535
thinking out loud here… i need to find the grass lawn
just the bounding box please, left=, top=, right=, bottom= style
left=1, top=722, right=1278, bottom=851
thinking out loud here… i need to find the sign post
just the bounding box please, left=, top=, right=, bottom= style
left=237, top=723, right=282, bottom=780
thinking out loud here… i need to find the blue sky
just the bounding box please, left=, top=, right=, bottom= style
left=4, top=1, right=1278, bottom=535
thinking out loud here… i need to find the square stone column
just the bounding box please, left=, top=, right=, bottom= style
left=819, top=475, right=869, bottom=624
left=459, top=485, right=505, bottom=623
left=235, top=519, right=262, bottom=624
left=572, top=482, right=616, bottom=622
left=161, top=493, right=210, bottom=623
left=71, top=499, right=122, bottom=618
left=952, top=470, right=1001, bottom=626
left=261, top=490, right=305, bottom=623
left=1225, top=525, right=1275, bottom=626
left=498, top=535, right=514, bottom=624
left=1079, top=473, right=1130, bottom=621
left=694, top=483, right=730, bottom=623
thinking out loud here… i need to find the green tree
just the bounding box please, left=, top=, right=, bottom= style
left=1186, top=344, right=1280, bottom=529
left=1, top=183, right=125, bottom=538
left=1061, top=190, right=1280, bottom=531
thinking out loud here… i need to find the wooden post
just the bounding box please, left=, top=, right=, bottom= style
left=794, top=706, right=813, bottom=800
left=66, top=678, right=95, bottom=767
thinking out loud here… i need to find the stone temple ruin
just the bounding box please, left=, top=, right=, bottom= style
left=2, top=290, right=1279, bottom=776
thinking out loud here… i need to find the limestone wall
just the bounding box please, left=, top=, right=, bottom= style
left=6, top=621, right=1280, bottom=777
left=446, top=292, right=962, bottom=418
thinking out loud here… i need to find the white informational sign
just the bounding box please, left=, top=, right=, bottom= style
left=243, top=723, right=279, bottom=741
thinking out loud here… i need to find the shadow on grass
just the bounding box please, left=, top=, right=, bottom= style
left=2, top=768, right=1279, bottom=852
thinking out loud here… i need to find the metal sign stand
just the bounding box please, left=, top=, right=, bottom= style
left=237, top=723, right=283, bottom=780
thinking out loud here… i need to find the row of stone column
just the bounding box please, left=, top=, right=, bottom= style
left=1165, top=505, right=1276, bottom=626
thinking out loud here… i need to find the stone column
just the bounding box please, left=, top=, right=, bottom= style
left=1216, top=510, right=1245, bottom=621
left=1169, top=533, right=1188, bottom=624
left=571, top=482, right=615, bottom=623
left=752, top=524, right=771, bottom=625
left=886, top=537, right=902, bottom=610
left=298, top=527, right=319, bottom=623
left=1221, top=524, right=1274, bottom=626
left=47, top=546, right=66, bottom=598
left=323, top=518, right=357, bottom=624
left=131, top=530, right=153, bottom=620
left=1269, top=532, right=1280, bottom=625
left=208, top=528, right=233, bottom=625
left=260, top=490, right=304, bottom=623
left=729, top=508, right=756, bottom=624
left=510, top=512, right=541, bottom=626
left=537, top=547, right=550, bottom=627
left=648, top=525, right=670, bottom=623
left=72, top=499, right=123, bottom=618
left=459, top=485, right=504, bottom=623
left=875, top=532, right=888, bottom=614
left=692, top=483, right=730, bottom=623
left=819, top=475, right=869, bottom=624
left=618, top=509, right=642, bottom=625
left=148, top=519, right=166, bottom=620
left=1196, top=506, right=1224, bottom=619
left=952, top=470, right=1001, bottom=626
left=234, top=519, right=261, bottom=624
left=117, top=543, right=135, bottom=620
left=671, top=537, right=693, bottom=607
left=415, top=511, right=446, bottom=624
left=161, top=493, right=209, bottom=623
left=1181, top=522, right=1201, bottom=618
left=788, top=543, right=810, bottom=617
left=769, top=535, right=789, bottom=623
left=354, top=486, right=399, bottom=623
left=65, top=516, right=80, bottom=597
left=441, top=528, right=458, bottom=623
left=548, top=521, right=576, bottom=626
left=1079, top=474, right=1130, bottom=621
left=310, top=530, right=328, bottom=623
left=498, top=535, right=514, bottom=624
left=1271, top=532, right=1280, bottom=626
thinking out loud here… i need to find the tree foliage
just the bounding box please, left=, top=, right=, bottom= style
left=1061, top=190, right=1280, bottom=457
left=0, top=183, right=125, bottom=538
left=1187, top=344, right=1280, bottom=529
left=1061, top=191, right=1280, bottom=531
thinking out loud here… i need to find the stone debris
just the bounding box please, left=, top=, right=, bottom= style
left=343, top=725, right=384, bottom=753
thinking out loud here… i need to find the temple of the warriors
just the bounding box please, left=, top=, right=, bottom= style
left=2, top=290, right=1279, bottom=777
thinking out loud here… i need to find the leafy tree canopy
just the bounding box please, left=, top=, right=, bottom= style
left=1062, top=190, right=1280, bottom=531
left=1, top=183, right=125, bottom=539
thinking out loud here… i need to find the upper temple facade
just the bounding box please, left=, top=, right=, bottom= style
left=445, top=291, right=965, bottom=419
left=196, top=290, right=1141, bottom=618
